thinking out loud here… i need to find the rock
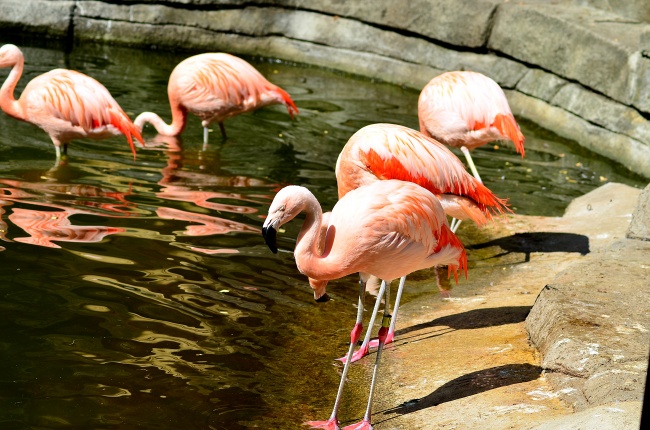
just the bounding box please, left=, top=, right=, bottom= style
left=0, top=0, right=73, bottom=38
left=525, top=183, right=649, bottom=414
left=489, top=3, right=643, bottom=106
left=530, top=401, right=643, bottom=430
left=627, top=183, right=650, bottom=241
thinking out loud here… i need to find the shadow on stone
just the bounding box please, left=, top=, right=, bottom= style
left=467, top=232, right=590, bottom=262
left=396, top=306, right=531, bottom=341
left=382, top=363, right=542, bottom=416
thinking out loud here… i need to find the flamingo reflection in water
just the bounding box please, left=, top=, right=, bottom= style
left=143, top=134, right=274, bottom=252
left=9, top=207, right=125, bottom=248
left=0, top=179, right=133, bottom=248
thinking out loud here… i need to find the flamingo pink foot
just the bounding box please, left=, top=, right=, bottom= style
left=342, top=419, right=373, bottom=430
left=338, top=342, right=370, bottom=364
left=304, top=418, right=341, bottom=430
left=368, top=330, right=394, bottom=349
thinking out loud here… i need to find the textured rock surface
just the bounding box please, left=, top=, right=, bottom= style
left=628, top=183, right=650, bottom=241
left=1, top=0, right=650, bottom=177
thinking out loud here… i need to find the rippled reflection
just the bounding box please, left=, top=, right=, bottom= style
left=0, top=42, right=645, bottom=429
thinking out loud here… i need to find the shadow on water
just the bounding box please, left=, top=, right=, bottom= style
left=0, top=40, right=646, bottom=429
left=467, top=232, right=591, bottom=263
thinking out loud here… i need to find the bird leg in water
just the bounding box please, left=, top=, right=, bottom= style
left=461, top=146, right=483, bottom=183
left=203, top=126, right=210, bottom=148
left=343, top=286, right=393, bottom=430
left=450, top=217, right=462, bottom=233
left=306, top=280, right=387, bottom=430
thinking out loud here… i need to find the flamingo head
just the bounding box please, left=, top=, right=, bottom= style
left=0, top=44, right=23, bottom=68
left=309, top=278, right=330, bottom=302
left=262, top=185, right=316, bottom=254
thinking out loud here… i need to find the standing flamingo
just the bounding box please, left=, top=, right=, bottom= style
left=331, top=123, right=509, bottom=363
left=134, top=52, right=299, bottom=144
left=262, top=180, right=467, bottom=430
left=418, top=71, right=525, bottom=183
left=0, top=44, right=142, bottom=163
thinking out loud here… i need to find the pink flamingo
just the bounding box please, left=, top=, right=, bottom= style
left=134, top=52, right=299, bottom=144
left=418, top=71, right=525, bottom=183
left=332, top=123, right=509, bottom=364
left=262, top=179, right=467, bottom=430
left=336, top=123, right=508, bottom=224
left=0, top=44, right=142, bottom=163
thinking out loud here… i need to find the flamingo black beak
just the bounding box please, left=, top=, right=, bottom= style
left=315, top=293, right=330, bottom=303
left=262, top=225, right=278, bottom=254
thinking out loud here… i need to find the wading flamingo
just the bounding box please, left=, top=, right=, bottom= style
left=418, top=71, right=525, bottom=183
left=332, top=123, right=509, bottom=363
left=0, top=44, right=142, bottom=163
left=262, top=180, right=467, bottom=430
left=134, top=52, right=299, bottom=144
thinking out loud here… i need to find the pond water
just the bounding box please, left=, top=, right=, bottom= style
left=0, top=41, right=645, bottom=429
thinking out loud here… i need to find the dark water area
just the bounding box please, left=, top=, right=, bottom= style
left=0, top=41, right=645, bottom=429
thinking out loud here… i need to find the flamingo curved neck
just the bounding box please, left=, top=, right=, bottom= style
left=0, top=54, right=25, bottom=120
left=290, top=194, right=341, bottom=281
left=294, top=196, right=324, bottom=262
left=135, top=103, right=187, bottom=137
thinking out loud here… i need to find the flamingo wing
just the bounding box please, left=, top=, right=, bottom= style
left=326, top=180, right=467, bottom=281
left=22, top=69, right=142, bottom=155
left=336, top=124, right=509, bottom=218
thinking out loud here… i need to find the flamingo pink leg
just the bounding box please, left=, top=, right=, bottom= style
left=343, top=285, right=393, bottom=430
left=366, top=276, right=405, bottom=350
left=305, top=280, right=387, bottom=429
left=338, top=280, right=389, bottom=363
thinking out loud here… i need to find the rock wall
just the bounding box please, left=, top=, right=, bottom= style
left=2, top=0, right=650, bottom=178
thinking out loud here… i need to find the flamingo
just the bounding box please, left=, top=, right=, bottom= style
left=0, top=44, right=142, bottom=163
left=331, top=123, right=509, bottom=363
left=262, top=179, right=467, bottom=430
left=134, top=52, right=299, bottom=144
left=418, top=71, right=525, bottom=183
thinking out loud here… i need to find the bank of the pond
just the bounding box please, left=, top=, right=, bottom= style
left=1, top=0, right=650, bottom=178
left=365, top=183, right=649, bottom=429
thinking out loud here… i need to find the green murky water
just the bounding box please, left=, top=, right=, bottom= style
left=0, top=41, right=645, bottom=429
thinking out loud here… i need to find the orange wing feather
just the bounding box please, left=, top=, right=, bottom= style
left=337, top=124, right=510, bottom=224
left=418, top=71, right=525, bottom=156
left=25, top=69, right=142, bottom=158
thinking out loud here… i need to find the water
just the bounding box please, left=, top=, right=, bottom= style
left=0, top=41, right=645, bottom=429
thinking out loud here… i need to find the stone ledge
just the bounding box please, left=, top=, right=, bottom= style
left=627, top=183, right=650, bottom=240
left=0, top=0, right=73, bottom=37
left=525, top=183, right=650, bottom=414
left=489, top=3, right=646, bottom=107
